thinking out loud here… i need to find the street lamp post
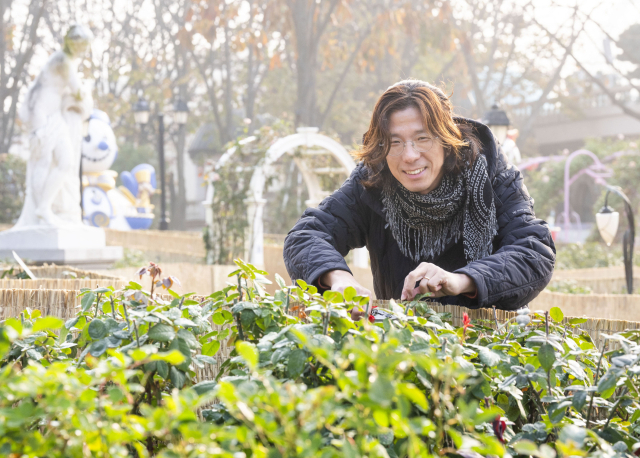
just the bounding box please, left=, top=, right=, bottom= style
left=596, top=185, right=635, bottom=294
left=482, top=103, right=510, bottom=144
left=157, top=113, right=168, bottom=230
left=133, top=96, right=189, bottom=231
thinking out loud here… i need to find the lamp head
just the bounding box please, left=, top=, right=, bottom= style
left=173, top=99, right=189, bottom=125
left=596, top=205, right=619, bottom=246
left=133, top=98, right=150, bottom=125
left=482, top=103, right=510, bottom=144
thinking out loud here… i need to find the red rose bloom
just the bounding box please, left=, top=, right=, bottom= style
left=492, top=416, right=506, bottom=443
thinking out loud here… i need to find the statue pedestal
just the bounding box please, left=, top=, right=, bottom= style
left=0, top=226, right=122, bottom=269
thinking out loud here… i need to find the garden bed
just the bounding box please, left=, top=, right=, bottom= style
left=2, top=260, right=640, bottom=456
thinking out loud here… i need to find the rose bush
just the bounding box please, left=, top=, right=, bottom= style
left=1, top=259, right=639, bottom=457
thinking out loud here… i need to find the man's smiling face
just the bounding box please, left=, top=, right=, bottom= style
left=385, top=105, right=445, bottom=194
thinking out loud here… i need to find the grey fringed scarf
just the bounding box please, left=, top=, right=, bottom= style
left=382, top=154, right=497, bottom=263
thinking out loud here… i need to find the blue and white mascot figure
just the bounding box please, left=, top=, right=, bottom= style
left=81, top=109, right=156, bottom=230
left=81, top=109, right=119, bottom=227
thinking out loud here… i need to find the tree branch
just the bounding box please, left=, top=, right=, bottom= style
left=517, top=12, right=584, bottom=144
left=189, top=47, right=225, bottom=143
left=532, top=14, right=640, bottom=122
left=315, top=0, right=340, bottom=44
left=318, top=23, right=372, bottom=128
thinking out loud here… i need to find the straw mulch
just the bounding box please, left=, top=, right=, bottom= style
left=0, top=288, right=80, bottom=320
left=0, top=264, right=127, bottom=292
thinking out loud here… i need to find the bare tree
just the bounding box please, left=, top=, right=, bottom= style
left=188, top=0, right=285, bottom=145
left=433, top=0, right=592, bottom=150
left=532, top=6, right=640, bottom=122
left=285, top=0, right=416, bottom=129
left=0, top=0, right=47, bottom=152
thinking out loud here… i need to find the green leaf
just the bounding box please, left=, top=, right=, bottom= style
left=202, top=340, right=221, bottom=357
left=378, top=431, right=394, bottom=446
left=538, top=343, right=555, bottom=372
left=196, top=355, right=217, bottom=365
left=81, top=292, right=96, bottom=312
left=275, top=273, right=286, bottom=289
left=148, top=323, right=175, bottom=342
left=192, top=380, right=217, bottom=396
left=287, top=349, right=307, bottom=379
left=343, top=286, right=356, bottom=302
left=31, top=317, right=63, bottom=332
left=549, top=307, right=564, bottom=323
left=241, top=310, right=256, bottom=327
left=569, top=318, right=588, bottom=325
left=177, top=329, right=199, bottom=349
left=513, top=440, right=538, bottom=455
left=4, top=318, right=22, bottom=334
left=559, top=425, right=586, bottom=445
left=399, top=383, right=428, bottom=410
left=478, top=347, right=501, bottom=367
left=174, top=317, right=196, bottom=327
left=26, top=348, right=43, bottom=360
left=57, top=325, right=69, bottom=344
left=373, top=409, right=389, bottom=427
left=103, top=318, right=119, bottom=332
left=549, top=401, right=570, bottom=423
left=566, top=360, right=586, bottom=380
left=370, top=375, right=394, bottom=408
left=156, top=361, right=169, bottom=379
left=65, top=317, right=80, bottom=330
left=88, top=320, right=108, bottom=340
left=597, top=370, right=619, bottom=399
left=169, top=337, right=192, bottom=364
left=130, top=345, right=157, bottom=361
left=89, top=339, right=108, bottom=357
left=212, top=312, right=225, bottom=325
left=237, top=341, right=258, bottom=370
left=151, top=350, right=186, bottom=365
left=169, top=367, right=186, bottom=389
left=322, top=290, right=339, bottom=302
left=572, top=390, right=588, bottom=411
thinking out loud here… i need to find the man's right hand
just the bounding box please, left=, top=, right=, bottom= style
left=320, top=270, right=372, bottom=321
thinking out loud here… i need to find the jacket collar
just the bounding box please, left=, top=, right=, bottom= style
left=360, top=181, right=386, bottom=218
left=358, top=117, right=500, bottom=217
left=453, top=116, right=500, bottom=180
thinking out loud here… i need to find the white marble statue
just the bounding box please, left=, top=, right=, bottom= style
left=16, top=24, right=94, bottom=228
left=0, top=25, right=122, bottom=266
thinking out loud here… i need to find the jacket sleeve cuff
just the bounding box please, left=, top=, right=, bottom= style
left=463, top=289, right=478, bottom=299
left=454, top=266, right=487, bottom=307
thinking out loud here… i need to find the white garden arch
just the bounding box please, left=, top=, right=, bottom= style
left=204, top=127, right=369, bottom=269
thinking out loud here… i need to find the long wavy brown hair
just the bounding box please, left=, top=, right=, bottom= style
left=355, top=79, right=480, bottom=189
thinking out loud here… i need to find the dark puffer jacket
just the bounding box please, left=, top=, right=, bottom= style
left=283, top=119, right=555, bottom=310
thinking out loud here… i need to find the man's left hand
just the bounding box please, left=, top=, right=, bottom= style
left=400, top=262, right=476, bottom=301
